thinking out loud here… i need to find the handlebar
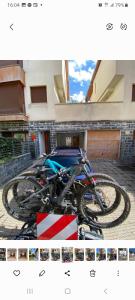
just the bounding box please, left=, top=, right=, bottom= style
left=78, top=157, right=87, bottom=164
left=40, top=150, right=57, bottom=160
left=58, top=167, right=71, bottom=176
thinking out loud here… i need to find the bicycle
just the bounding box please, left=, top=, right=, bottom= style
left=2, top=158, right=130, bottom=229
left=11, top=152, right=121, bottom=216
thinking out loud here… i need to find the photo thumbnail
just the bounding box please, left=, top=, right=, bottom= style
left=62, top=247, right=73, bottom=263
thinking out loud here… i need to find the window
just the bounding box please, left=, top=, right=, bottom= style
left=30, top=86, right=47, bottom=103
left=132, top=84, right=135, bottom=101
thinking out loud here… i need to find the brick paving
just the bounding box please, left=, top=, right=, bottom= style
left=0, top=160, right=135, bottom=240
left=91, top=160, right=135, bottom=239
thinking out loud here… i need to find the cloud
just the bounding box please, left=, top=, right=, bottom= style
left=72, top=60, right=87, bottom=67
left=69, top=60, right=96, bottom=83
left=70, top=91, right=85, bottom=102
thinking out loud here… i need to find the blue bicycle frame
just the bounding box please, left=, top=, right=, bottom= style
left=43, top=159, right=65, bottom=173
left=43, top=158, right=90, bottom=181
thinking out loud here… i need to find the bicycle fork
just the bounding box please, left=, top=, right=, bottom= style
left=89, top=179, right=107, bottom=213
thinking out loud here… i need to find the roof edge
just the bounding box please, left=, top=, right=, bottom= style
left=85, top=60, right=101, bottom=102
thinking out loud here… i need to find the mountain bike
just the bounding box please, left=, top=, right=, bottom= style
left=2, top=158, right=130, bottom=229
left=11, top=152, right=121, bottom=216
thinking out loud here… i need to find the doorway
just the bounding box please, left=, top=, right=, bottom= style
left=56, top=132, right=84, bottom=148
left=39, top=131, right=51, bottom=155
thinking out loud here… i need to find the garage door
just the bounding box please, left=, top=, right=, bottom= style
left=87, top=130, right=120, bottom=159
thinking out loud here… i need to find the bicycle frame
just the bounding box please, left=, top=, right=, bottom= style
left=44, top=159, right=64, bottom=173
left=20, top=163, right=95, bottom=207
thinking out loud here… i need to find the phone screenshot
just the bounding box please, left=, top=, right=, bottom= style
left=0, top=0, right=134, bottom=299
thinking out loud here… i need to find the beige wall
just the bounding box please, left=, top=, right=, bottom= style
left=23, top=60, right=135, bottom=123
left=117, top=60, right=135, bottom=103
left=91, top=61, right=117, bottom=101
left=105, top=78, right=124, bottom=102
left=91, top=60, right=135, bottom=103
left=55, top=102, right=135, bottom=122
left=23, top=60, right=65, bottom=121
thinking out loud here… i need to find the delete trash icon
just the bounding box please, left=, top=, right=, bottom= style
left=90, top=270, right=96, bottom=277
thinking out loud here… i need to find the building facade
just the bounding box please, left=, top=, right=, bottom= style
left=0, top=60, right=135, bottom=162
left=0, top=60, right=69, bottom=155
left=84, top=60, right=135, bottom=160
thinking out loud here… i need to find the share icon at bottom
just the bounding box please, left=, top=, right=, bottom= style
left=65, top=270, right=71, bottom=277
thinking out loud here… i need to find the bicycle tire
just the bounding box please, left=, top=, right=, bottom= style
left=79, top=180, right=131, bottom=228
left=13, top=172, right=121, bottom=216
left=2, top=177, right=44, bottom=222
left=79, top=173, right=121, bottom=216
left=12, top=173, right=40, bottom=199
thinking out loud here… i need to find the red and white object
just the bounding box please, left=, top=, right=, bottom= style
left=37, top=213, right=78, bottom=240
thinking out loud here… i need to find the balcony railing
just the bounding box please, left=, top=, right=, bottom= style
left=0, top=60, right=23, bottom=68
left=0, top=114, right=28, bottom=121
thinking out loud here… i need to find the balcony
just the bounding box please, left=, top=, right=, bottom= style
left=54, top=74, right=66, bottom=103
left=0, top=64, right=25, bottom=85
left=0, top=114, right=28, bottom=122
left=98, top=74, right=124, bottom=102
left=0, top=60, right=23, bottom=68
left=0, top=81, right=27, bottom=121
left=55, top=101, right=135, bottom=122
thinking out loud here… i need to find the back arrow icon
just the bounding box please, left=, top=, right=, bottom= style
left=104, top=289, right=108, bottom=295
left=10, top=24, right=14, bottom=30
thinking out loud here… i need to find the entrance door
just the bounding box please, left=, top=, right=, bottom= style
left=44, top=131, right=51, bottom=154
left=72, top=136, right=79, bottom=147
left=39, top=131, right=51, bottom=155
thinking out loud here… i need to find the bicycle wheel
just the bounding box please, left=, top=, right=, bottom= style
left=12, top=171, right=46, bottom=198
left=79, top=173, right=121, bottom=216
left=79, top=180, right=131, bottom=228
left=2, top=177, right=46, bottom=222
left=15, top=222, right=37, bottom=240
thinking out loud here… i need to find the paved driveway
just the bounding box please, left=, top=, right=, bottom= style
left=0, top=160, right=135, bottom=240
left=91, top=160, right=135, bottom=239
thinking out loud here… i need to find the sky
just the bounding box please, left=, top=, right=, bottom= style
left=68, top=60, right=97, bottom=102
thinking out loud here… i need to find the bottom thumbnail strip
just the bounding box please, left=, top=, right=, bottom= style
left=0, top=248, right=135, bottom=262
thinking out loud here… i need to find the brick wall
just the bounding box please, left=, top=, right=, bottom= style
left=1, top=120, right=135, bottom=162
left=27, top=120, right=135, bottom=162
left=0, top=120, right=29, bottom=132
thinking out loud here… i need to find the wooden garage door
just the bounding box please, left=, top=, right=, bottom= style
left=87, top=130, right=120, bottom=159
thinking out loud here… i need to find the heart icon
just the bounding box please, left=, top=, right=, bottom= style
left=13, top=270, right=20, bottom=276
